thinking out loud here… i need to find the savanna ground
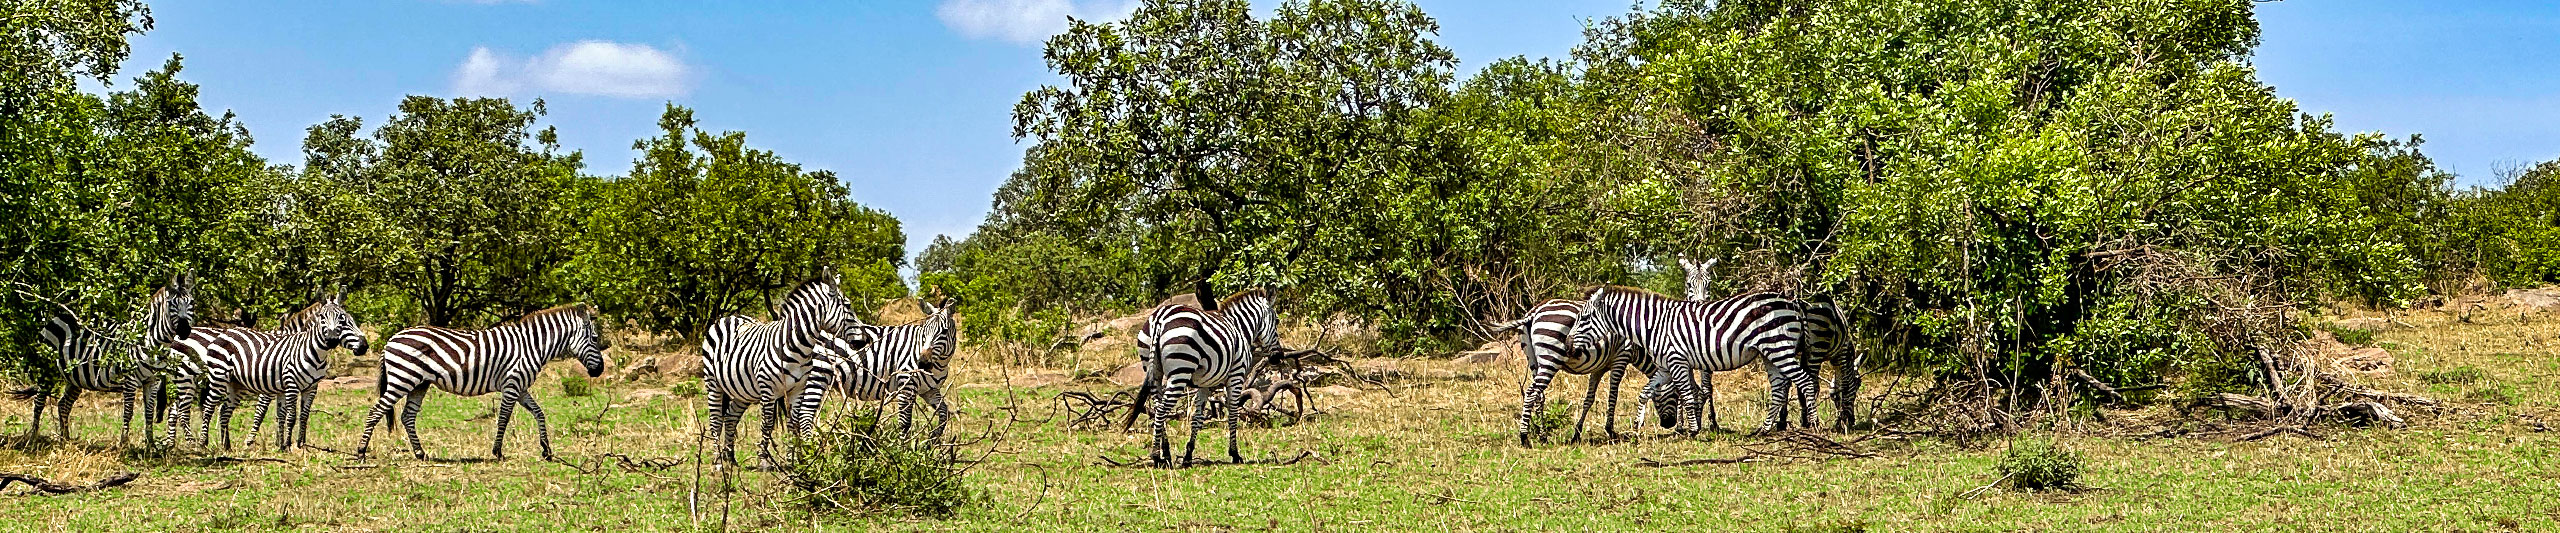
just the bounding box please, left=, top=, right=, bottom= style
left=4, top=300, right=2558, bottom=532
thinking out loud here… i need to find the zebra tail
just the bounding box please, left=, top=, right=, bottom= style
left=6, top=387, right=37, bottom=400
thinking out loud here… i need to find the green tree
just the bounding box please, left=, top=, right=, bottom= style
left=571, top=104, right=906, bottom=338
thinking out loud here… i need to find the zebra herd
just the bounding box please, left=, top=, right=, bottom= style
left=12, top=271, right=960, bottom=467
left=17, top=272, right=1850, bottom=470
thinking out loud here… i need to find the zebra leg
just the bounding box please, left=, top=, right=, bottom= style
left=1833, top=353, right=1863, bottom=431
left=1601, top=364, right=1628, bottom=439
left=1223, top=381, right=1246, bottom=464
left=355, top=381, right=411, bottom=460
left=54, top=387, right=77, bottom=441
left=1182, top=386, right=1213, bottom=467
left=927, top=391, right=951, bottom=440
left=165, top=378, right=192, bottom=449
left=245, top=394, right=273, bottom=447
left=400, top=391, right=430, bottom=460
left=491, top=385, right=522, bottom=460
left=1703, top=369, right=1719, bottom=433
left=1793, top=368, right=1822, bottom=432
left=1760, top=364, right=1791, bottom=433
left=276, top=389, right=300, bottom=451
left=518, top=391, right=554, bottom=461
left=22, top=384, right=47, bottom=441
left=119, top=389, right=137, bottom=447
left=755, top=398, right=782, bottom=469
left=1149, top=381, right=1189, bottom=468
left=1517, top=361, right=1561, bottom=447
left=702, top=388, right=735, bottom=465
left=295, top=387, right=315, bottom=448
left=212, top=388, right=236, bottom=450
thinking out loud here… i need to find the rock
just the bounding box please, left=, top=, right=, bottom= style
left=1452, top=340, right=1521, bottom=365
left=2507, top=288, right=2560, bottom=311
left=1109, top=362, right=1148, bottom=387
left=2331, top=347, right=2395, bottom=374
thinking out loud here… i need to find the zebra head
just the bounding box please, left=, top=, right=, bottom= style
left=150, top=272, right=197, bottom=345
left=783, top=269, right=859, bottom=341
left=573, top=305, right=607, bottom=378
left=296, top=292, right=366, bottom=357
left=916, top=294, right=959, bottom=364
left=1221, top=288, right=1281, bottom=356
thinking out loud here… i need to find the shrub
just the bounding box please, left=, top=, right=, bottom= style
left=1997, top=437, right=2084, bottom=492
left=2322, top=324, right=2377, bottom=346
left=1523, top=400, right=1572, bottom=444
left=781, top=409, right=978, bottom=518
left=669, top=381, right=702, bottom=398
left=2418, top=366, right=2487, bottom=385
left=559, top=373, right=596, bottom=398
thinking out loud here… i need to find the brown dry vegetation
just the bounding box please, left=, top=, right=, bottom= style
left=0, top=297, right=2556, bottom=531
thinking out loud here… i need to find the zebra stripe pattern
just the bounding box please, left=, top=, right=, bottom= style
left=803, top=296, right=957, bottom=437
left=700, top=272, right=865, bottom=467
left=1796, top=297, right=1860, bottom=430
left=354, top=305, right=606, bottom=461
left=1138, top=289, right=1279, bottom=467
left=1511, top=298, right=1647, bottom=446
left=166, top=294, right=363, bottom=451
left=1579, top=286, right=1811, bottom=434
left=18, top=274, right=195, bottom=446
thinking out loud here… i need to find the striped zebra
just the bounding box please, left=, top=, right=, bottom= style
left=1579, top=285, right=1813, bottom=434
left=700, top=272, right=869, bottom=468
left=166, top=294, right=364, bottom=451
left=1626, top=295, right=1858, bottom=432
left=14, top=274, right=195, bottom=446
left=802, top=296, right=957, bottom=438
left=1137, top=288, right=1280, bottom=468
left=1508, top=298, right=1646, bottom=446
left=353, top=304, right=607, bottom=461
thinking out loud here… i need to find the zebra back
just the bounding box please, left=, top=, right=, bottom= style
left=701, top=272, right=857, bottom=401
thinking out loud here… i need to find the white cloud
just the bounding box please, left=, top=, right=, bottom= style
left=937, top=0, right=1140, bottom=44
left=446, top=41, right=691, bottom=99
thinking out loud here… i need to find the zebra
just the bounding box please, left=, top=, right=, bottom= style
left=15, top=274, right=195, bottom=446
left=166, top=293, right=364, bottom=451
left=802, top=296, right=957, bottom=438
left=1507, top=298, right=1647, bottom=446
left=1623, top=295, right=1858, bottom=433
left=1579, top=285, right=1812, bottom=434
left=1137, top=288, right=1280, bottom=468
left=700, top=271, right=870, bottom=468
left=353, top=304, right=607, bottom=461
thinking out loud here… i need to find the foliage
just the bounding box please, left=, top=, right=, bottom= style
left=569, top=105, right=906, bottom=337
left=1997, top=437, right=2084, bottom=491
left=668, top=380, right=701, bottom=399
left=2454, top=160, right=2560, bottom=287
left=781, top=408, right=978, bottom=519
left=559, top=373, right=596, bottom=398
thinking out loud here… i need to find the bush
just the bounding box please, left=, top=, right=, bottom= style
left=1997, top=437, right=2084, bottom=492
left=559, top=373, right=596, bottom=398
left=669, top=381, right=702, bottom=398
left=781, top=409, right=978, bottom=518
left=1523, top=400, right=1572, bottom=444
left=2322, top=324, right=2377, bottom=347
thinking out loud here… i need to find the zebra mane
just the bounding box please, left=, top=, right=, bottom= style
left=1217, top=288, right=1268, bottom=307
left=497, top=304, right=593, bottom=327
left=276, top=298, right=334, bottom=329
left=782, top=276, right=841, bottom=307
left=1586, top=284, right=1677, bottom=301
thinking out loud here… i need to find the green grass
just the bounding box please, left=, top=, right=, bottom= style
left=3, top=306, right=2558, bottom=530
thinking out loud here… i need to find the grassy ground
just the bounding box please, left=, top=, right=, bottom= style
left=3, top=305, right=2556, bottom=531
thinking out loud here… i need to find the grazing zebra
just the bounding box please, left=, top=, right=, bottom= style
left=803, top=296, right=957, bottom=438
left=700, top=272, right=869, bottom=468
left=15, top=274, right=195, bottom=446
left=1579, top=285, right=1811, bottom=434
left=353, top=304, right=607, bottom=461
left=167, top=294, right=364, bottom=451
left=1138, top=288, right=1280, bottom=468
left=1509, top=298, right=1649, bottom=446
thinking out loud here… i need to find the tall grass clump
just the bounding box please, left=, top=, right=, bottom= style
left=781, top=409, right=978, bottom=519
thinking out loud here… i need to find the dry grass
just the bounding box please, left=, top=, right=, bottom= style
left=0, top=304, right=2555, bottom=531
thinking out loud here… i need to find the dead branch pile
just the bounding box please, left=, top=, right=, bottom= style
left=1059, top=349, right=1346, bottom=431
left=0, top=472, right=139, bottom=495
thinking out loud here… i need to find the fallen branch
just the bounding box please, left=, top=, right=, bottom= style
left=1635, top=455, right=1760, bottom=467
left=0, top=472, right=139, bottom=495
left=1411, top=488, right=1482, bottom=505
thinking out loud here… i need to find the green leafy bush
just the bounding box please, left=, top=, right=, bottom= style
left=781, top=409, right=978, bottom=518
left=559, top=373, right=596, bottom=398
left=669, top=381, right=702, bottom=398
left=1998, top=437, right=2085, bottom=492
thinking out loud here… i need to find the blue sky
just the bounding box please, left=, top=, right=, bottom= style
left=115, top=1, right=2560, bottom=261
